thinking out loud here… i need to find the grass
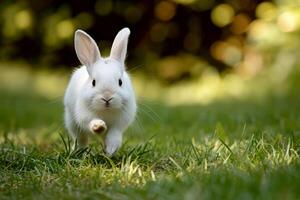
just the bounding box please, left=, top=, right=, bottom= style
left=0, top=64, right=300, bottom=199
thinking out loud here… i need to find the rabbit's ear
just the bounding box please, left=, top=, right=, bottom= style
left=110, top=28, right=130, bottom=63
left=74, top=30, right=101, bottom=72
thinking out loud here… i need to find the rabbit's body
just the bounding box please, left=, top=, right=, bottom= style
left=64, top=65, right=136, bottom=132
left=64, top=28, right=136, bottom=156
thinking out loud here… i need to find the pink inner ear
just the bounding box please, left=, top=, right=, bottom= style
left=110, top=40, right=126, bottom=62
left=110, top=28, right=130, bottom=63
left=75, top=30, right=101, bottom=68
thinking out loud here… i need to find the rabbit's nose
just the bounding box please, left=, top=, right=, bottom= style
left=101, top=97, right=113, bottom=106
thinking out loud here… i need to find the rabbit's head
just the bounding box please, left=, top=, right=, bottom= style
left=74, top=28, right=132, bottom=112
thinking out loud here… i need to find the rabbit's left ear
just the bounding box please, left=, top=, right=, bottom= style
left=74, top=30, right=101, bottom=71
left=110, top=28, right=130, bottom=63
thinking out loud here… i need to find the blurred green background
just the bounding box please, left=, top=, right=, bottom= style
left=0, top=0, right=300, bottom=112
left=1, top=0, right=300, bottom=80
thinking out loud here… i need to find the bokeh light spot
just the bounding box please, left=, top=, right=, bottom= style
left=236, top=48, right=263, bottom=77
left=15, top=10, right=32, bottom=30
left=277, top=11, right=299, bottom=33
left=210, top=41, right=228, bottom=61
left=248, top=20, right=269, bottom=42
left=223, top=45, right=242, bottom=66
left=155, top=1, right=176, bottom=21
left=230, top=14, right=250, bottom=34
left=56, top=20, right=74, bottom=39
left=210, top=41, right=242, bottom=66
left=211, top=4, right=234, bottom=27
left=256, top=2, right=277, bottom=21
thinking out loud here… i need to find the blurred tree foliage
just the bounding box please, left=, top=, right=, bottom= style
left=0, top=0, right=300, bottom=83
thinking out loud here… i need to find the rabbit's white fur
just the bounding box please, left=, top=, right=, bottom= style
left=64, top=28, right=136, bottom=156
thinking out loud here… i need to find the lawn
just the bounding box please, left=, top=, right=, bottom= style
left=0, top=63, right=300, bottom=199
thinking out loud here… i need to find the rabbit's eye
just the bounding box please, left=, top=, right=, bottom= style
left=92, top=79, right=96, bottom=87
left=118, top=79, right=122, bottom=87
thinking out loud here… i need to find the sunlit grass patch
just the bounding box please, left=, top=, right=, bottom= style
left=1, top=130, right=299, bottom=199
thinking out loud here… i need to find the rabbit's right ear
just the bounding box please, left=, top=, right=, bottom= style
left=74, top=30, right=101, bottom=74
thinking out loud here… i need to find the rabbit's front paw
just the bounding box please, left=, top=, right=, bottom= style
left=89, top=119, right=107, bottom=134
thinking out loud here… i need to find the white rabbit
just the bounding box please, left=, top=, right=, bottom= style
left=64, top=28, right=137, bottom=156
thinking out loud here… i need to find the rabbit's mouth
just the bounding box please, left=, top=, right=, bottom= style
left=93, top=101, right=122, bottom=111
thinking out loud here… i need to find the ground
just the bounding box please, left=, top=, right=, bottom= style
left=0, top=63, right=299, bottom=200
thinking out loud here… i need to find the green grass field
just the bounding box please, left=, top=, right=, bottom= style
left=0, top=64, right=300, bottom=199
